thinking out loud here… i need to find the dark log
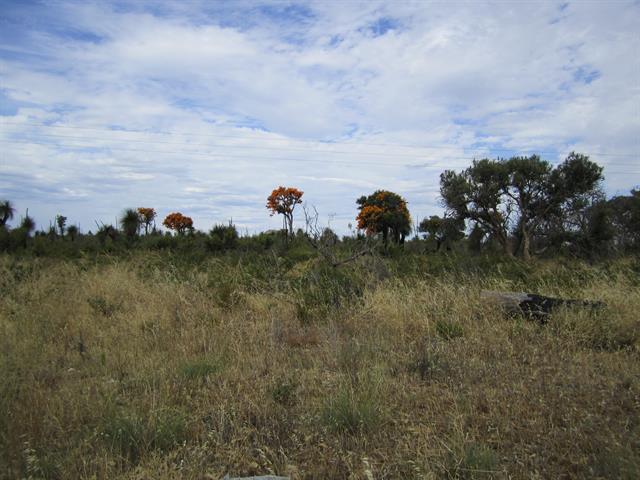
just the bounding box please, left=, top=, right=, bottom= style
left=481, top=290, right=605, bottom=323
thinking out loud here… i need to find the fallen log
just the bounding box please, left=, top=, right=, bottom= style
left=481, top=290, right=605, bottom=323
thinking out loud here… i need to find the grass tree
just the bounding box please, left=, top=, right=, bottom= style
left=0, top=200, right=15, bottom=228
left=66, top=225, right=79, bottom=242
left=55, top=214, right=67, bottom=236
left=20, top=212, right=35, bottom=235
left=120, top=209, right=141, bottom=241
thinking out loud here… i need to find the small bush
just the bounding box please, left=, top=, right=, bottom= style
left=87, top=296, right=121, bottom=317
left=445, top=442, right=499, bottom=479
left=101, top=408, right=187, bottom=464
left=179, top=360, right=221, bottom=381
left=321, top=373, right=383, bottom=434
left=207, top=223, right=239, bottom=252
left=269, top=378, right=298, bottom=406
left=436, top=319, right=464, bottom=340
left=408, top=341, right=446, bottom=381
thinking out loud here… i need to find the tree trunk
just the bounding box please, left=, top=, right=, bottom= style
left=521, top=227, right=531, bottom=261
left=287, top=215, right=294, bottom=237
left=497, top=231, right=513, bottom=257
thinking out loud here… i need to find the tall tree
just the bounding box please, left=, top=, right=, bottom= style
left=440, top=153, right=603, bottom=259
left=356, top=190, right=411, bottom=244
left=418, top=215, right=465, bottom=251
left=266, top=186, right=304, bottom=237
left=440, top=159, right=512, bottom=255
left=606, top=189, right=640, bottom=251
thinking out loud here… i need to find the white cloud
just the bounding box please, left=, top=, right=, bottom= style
left=0, top=0, right=638, bottom=233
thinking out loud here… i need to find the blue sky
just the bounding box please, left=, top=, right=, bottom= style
left=1, top=0, right=639, bottom=234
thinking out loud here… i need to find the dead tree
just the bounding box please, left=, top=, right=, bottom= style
left=303, top=204, right=375, bottom=268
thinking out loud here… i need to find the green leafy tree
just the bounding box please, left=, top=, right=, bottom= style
left=606, top=189, right=640, bottom=251
left=418, top=215, right=465, bottom=251
left=440, top=153, right=603, bottom=259
left=440, top=159, right=512, bottom=255
left=356, top=190, right=411, bottom=244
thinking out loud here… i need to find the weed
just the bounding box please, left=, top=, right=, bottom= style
left=408, top=341, right=446, bottom=381
left=321, top=373, right=384, bottom=434
left=445, top=442, right=499, bottom=479
left=436, top=319, right=464, bottom=340
left=101, top=408, right=187, bottom=464
left=269, top=378, right=298, bottom=406
left=179, top=360, right=221, bottom=381
left=87, top=295, right=120, bottom=317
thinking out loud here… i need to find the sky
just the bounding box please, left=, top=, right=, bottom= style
left=1, top=0, right=639, bottom=235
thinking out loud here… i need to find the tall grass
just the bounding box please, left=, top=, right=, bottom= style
left=0, top=253, right=638, bottom=478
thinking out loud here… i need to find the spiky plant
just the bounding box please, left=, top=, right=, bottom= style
left=97, top=224, right=118, bottom=245
left=0, top=200, right=15, bottom=228
left=67, top=225, right=79, bottom=242
left=20, top=213, right=36, bottom=235
left=120, top=209, right=141, bottom=240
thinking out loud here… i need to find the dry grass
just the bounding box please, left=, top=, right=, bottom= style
left=0, top=254, right=638, bottom=479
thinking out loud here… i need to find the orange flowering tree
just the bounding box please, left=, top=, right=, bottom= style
left=162, top=212, right=193, bottom=235
left=137, top=207, right=156, bottom=235
left=356, top=190, right=412, bottom=244
left=266, top=186, right=304, bottom=236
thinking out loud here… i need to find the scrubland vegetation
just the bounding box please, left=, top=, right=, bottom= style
left=1, top=243, right=639, bottom=479
left=1, top=153, right=639, bottom=478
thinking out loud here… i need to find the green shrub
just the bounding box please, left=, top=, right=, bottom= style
left=445, top=442, right=499, bottom=479
left=321, top=371, right=383, bottom=434
left=207, top=223, right=239, bottom=252
left=436, top=319, right=464, bottom=340
left=179, top=360, right=221, bottom=381
left=408, top=341, right=447, bottom=381
left=321, top=384, right=382, bottom=434
left=269, top=378, right=298, bottom=406
left=101, top=408, right=187, bottom=463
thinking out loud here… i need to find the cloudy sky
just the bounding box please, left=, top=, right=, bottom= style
left=1, top=0, right=639, bottom=234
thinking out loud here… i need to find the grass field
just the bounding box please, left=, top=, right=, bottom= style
left=1, top=252, right=639, bottom=479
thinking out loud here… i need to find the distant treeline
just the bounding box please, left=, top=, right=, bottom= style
left=1, top=153, right=638, bottom=260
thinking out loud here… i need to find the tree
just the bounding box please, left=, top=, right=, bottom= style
left=0, top=200, right=15, bottom=228
left=418, top=215, right=465, bottom=251
left=356, top=190, right=411, bottom=244
left=55, top=214, right=67, bottom=236
left=440, top=153, right=603, bottom=259
left=120, top=208, right=141, bottom=240
left=606, top=189, right=640, bottom=251
left=440, top=159, right=512, bottom=255
left=137, top=207, right=156, bottom=235
left=162, top=212, right=193, bottom=235
left=266, top=186, right=304, bottom=237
